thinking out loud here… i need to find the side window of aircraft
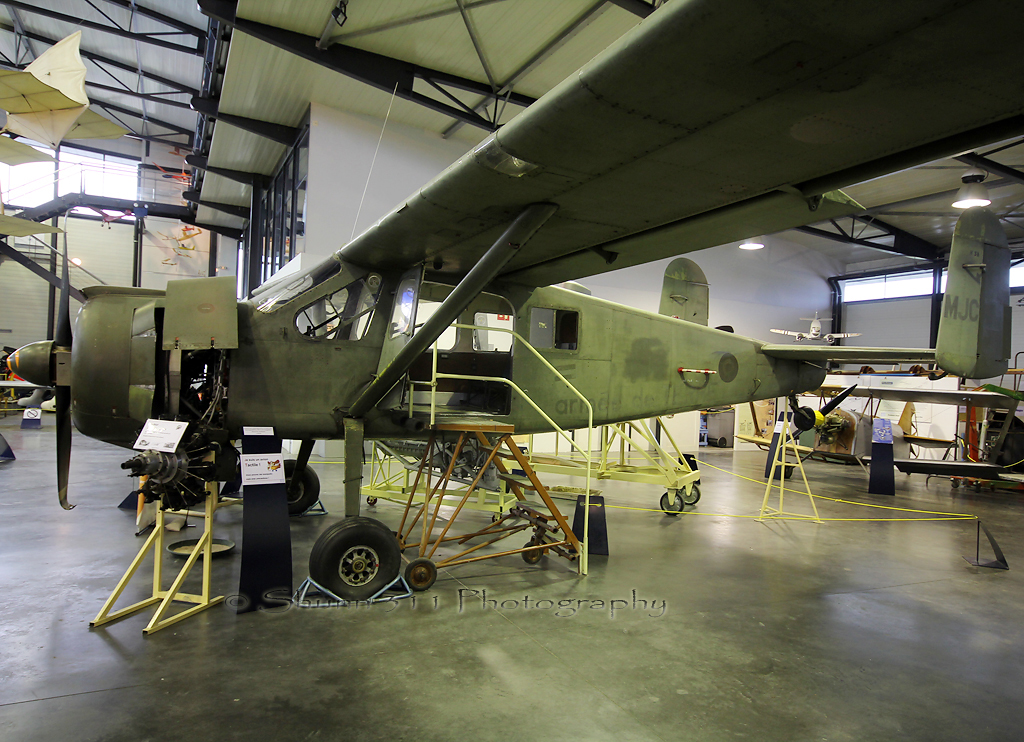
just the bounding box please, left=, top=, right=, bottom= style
left=529, top=308, right=579, bottom=351
left=473, top=312, right=513, bottom=352
left=391, top=276, right=419, bottom=337
left=413, top=300, right=457, bottom=350
left=295, top=276, right=380, bottom=341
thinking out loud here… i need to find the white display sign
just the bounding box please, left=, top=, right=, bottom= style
left=22, top=408, right=41, bottom=420
left=133, top=419, right=189, bottom=452
left=241, top=453, right=286, bottom=486
left=243, top=426, right=276, bottom=436
left=773, top=419, right=784, bottom=433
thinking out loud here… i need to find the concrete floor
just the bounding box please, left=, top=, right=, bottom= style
left=2, top=415, right=1023, bottom=742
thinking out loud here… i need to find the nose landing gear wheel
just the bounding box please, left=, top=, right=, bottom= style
left=404, top=557, right=437, bottom=591
left=660, top=491, right=685, bottom=515
left=308, top=517, right=401, bottom=601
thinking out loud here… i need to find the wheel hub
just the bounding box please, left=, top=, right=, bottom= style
left=338, top=545, right=379, bottom=586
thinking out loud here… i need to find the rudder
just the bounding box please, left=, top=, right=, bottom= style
left=936, top=207, right=1010, bottom=378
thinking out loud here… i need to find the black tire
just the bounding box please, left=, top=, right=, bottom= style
left=285, top=459, right=320, bottom=515
left=309, top=517, right=401, bottom=600
left=366, top=496, right=378, bottom=506
left=683, top=484, right=701, bottom=506
left=522, top=542, right=544, bottom=564
left=659, top=491, right=684, bottom=515
left=405, top=557, right=437, bottom=591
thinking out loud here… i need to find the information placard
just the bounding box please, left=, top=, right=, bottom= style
left=133, top=419, right=189, bottom=452
left=240, top=453, right=287, bottom=486
left=243, top=426, right=275, bottom=436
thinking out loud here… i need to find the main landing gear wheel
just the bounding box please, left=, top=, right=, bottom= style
left=284, top=459, right=320, bottom=515
left=404, top=557, right=437, bottom=591
left=308, top=517, right=401, bottom=600
left=660, top=491, right=685, bottom=515
left=522, top=541, right=544, bottom=564
left=683, top=484, right=701, bottom=506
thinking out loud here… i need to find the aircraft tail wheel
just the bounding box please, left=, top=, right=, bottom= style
left=522, top=541, right=544, bottom=564
left=404, top=557, right=437, bottom=591
left=659, top=491, right=684, bottom=515
left=308, top=517, right=401, bottom=600
left=683, top=484, right=701, bottom=506
left=285, top=459, right=320, bottom=515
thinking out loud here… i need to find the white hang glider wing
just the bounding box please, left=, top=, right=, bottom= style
left=0, top=32, right=126, bottom=147
left=0, top=136, right=55, bottom=166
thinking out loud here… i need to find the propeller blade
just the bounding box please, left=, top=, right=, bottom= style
left=55, top=231, right=72, bottom=349
left=56, top=386, right=74, bottom=510
left=54, top=225, right=74, bottom=509
left=820, top=384, right=857, bottom=416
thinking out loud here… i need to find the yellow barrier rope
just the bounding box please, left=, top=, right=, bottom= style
left=694, top=457, right=975, bottom=518
left=311, top=451, right=978, bottom=523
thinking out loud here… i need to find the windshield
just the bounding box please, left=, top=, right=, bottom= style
left=254, top=258, right=341, bottom=313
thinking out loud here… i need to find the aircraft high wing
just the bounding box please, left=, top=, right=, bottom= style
left=6, top=0, right=1022, bottom=598
left=326, top=0, right=1024, bottom=288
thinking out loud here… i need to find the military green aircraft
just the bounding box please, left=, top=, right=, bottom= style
left=6, top=0, right=1018, bottom=599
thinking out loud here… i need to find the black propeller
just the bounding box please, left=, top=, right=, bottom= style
left=788, top=384, right=857, bottom=433
left=55, top=228, right=74, bottom=510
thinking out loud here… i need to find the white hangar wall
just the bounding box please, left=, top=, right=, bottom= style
left=578, top=233, right=845, bottom=342
left=303, top=102, right=472, bottom=262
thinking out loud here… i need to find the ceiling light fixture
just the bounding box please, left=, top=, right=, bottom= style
left=70, top=257, right=82, bottom=266
left=952, top=167, right=991, bottom=209
left=738, top=237, right=764, bottom=250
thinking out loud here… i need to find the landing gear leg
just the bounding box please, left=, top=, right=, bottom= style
left=344, top=418, right=364, bottom=518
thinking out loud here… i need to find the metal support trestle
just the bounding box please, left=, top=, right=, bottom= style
left=90, top=478, right=225, bottom=635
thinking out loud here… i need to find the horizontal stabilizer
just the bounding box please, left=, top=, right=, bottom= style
left=761, top=345, right=935, bottom=364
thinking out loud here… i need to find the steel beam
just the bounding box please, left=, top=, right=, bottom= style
left=795, top=224, right=938, bottom=261
left=98, top=0, right=207, bottom=39
left=849, top=215, right=941, bottom=260
left=182, top=190, right=250, bottom=219
left=91, top=98, right=195, bottom=138
left=0, top=0, right=202, bottom=56
left=190, top=96, right=298, bottom=146
left=0, top=26, right=201, bottom=95
left=185, top=155, right=267, bottom=188
left=442, top=0, right=608, bottom=138
left=0, top=240, right=87, bottom=303
left=956, top=153, right=1024, bottom=188
left=198, top=0, right=536, bottom=132
left=84, top=82, right=193, bottom=110
left=17, top=193, right=191, bottom=223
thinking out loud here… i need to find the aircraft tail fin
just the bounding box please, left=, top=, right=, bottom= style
left=659, top=257, right=708, bottom=325
left=936, top=207, right=1011, bottom=378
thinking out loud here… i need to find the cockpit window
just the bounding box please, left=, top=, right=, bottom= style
left=254, top=259, right=341, bottom=313
left=295, top=275, right=381, bottom=341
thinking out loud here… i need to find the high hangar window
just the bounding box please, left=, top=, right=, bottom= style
left=529, top=308, right=578, bottom=350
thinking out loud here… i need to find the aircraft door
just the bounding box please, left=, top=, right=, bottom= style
left=375, top=266, right=423, bottom=410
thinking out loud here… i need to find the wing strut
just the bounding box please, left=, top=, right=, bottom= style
left=348, top=202, right=558, bottom=419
